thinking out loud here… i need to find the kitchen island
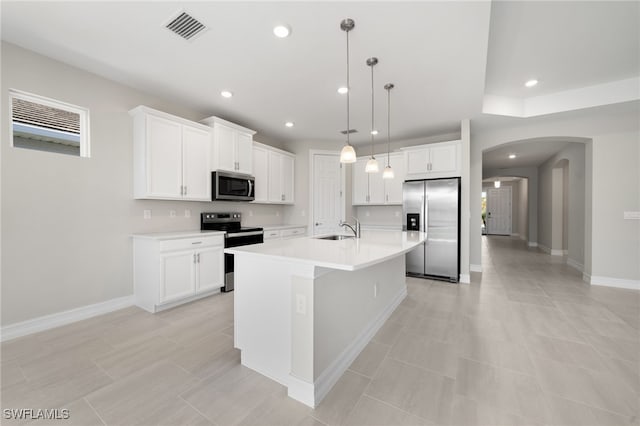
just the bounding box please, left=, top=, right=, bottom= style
left=225, top=230, right=426, bottom=407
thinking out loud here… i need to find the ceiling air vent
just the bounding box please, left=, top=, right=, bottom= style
left=340, top=129, right=358, bottom=135
left=165, top=11, right=207, bottom=41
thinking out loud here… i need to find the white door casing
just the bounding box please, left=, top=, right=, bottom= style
left=487, top=187, right=512, bottom=235
left=310, top=151, right=345, bottom=235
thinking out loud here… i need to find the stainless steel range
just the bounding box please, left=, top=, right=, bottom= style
left=200, top=212, right=263, bottom=292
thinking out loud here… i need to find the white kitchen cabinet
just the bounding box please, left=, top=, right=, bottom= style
left=352, top=152, right=406, bottom=205
left=252, top=142, right=295, bottom=205
left=131, top=106, right=211, bottom=201
left=252, top=144, right=269, bottom=203
left=200, top=116, right=256, bottom=174
left=404, top=140, right=461, bottom=178
left=133, top=233, right=225, bottom=313
left=263, top=226, right=307, bottom=241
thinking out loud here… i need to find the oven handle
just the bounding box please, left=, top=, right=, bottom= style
left=226, top=231, right=264, bottom=238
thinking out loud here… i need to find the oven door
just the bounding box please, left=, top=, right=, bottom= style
left=213, top=171, right=255, bottom=201
left=223, top=231, right=264, bottom=292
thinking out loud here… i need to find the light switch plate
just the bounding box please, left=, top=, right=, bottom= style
left=296, top=294, right=307, bottom=315
left=169, top=210, right=176, bottom=218
left=143, top=209, right=151, bottom=220
left=624, top=211, right=640, bottom=220
left=184, top=209, right=191, bottom=218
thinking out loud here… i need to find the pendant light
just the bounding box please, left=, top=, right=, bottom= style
left=365, top=57, right=379, bottom=173
left=382, top=83, right=395, bottom=179
left=339, top=19, right=356, bottom=163
left=494, top=180, right=501, bottom=188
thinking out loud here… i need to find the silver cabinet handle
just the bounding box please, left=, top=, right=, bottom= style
left=184, top=186, right=187, bottom=196
left=192, top=241, right=202, bottom=245
left=197, top=253, right=200, bottom=263
left=281, top=194, right=285, bottom=201
left=193, top=254, right=197, bottom=264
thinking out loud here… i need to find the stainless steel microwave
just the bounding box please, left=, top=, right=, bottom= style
left=212, top=171, right=255, bottom=201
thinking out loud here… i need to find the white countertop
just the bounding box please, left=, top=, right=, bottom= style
left=132, top=230, right=226, bottom=240
left=226, top=230, right=426, bottom=271
left=261, top=224, right=307, bottom=231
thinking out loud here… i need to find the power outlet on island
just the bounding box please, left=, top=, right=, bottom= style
left=296, top=294, right=307, bottom=315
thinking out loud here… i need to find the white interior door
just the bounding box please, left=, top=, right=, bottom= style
left=487, top=187, right=512, bottom=235
left=312, top=153, right=344, bottom=235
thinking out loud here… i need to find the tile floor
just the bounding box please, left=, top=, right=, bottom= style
left=1, top=236, right=639, bottom=425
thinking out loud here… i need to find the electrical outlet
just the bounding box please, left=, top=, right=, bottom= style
left=374, top=282, right=378, bottom=298
left=395, top=211, right=400, bottom=217
left=248, top=210, right=254, bottom=217
left=169, top=210, right=176, bottom=218
left=143, top=209, right=151, bottom=220
left=296, top=294, right=307, bottom=315
left=624, top=211, right=640, bottom=220
left=365, top=211, right=370, bottom=217
left=184, top=209, right=191, bottom=218
left=301, top=210, right=306, bottom=217
left=275, top=211, right=280, bottom=217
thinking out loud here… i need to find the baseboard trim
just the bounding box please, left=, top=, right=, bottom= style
left=538, top=244, right=564, bottom=256
left=1, top=295, right=135, bottom=342
left=589, top=275, right=640, bottom=290
left=311, top=286, right=407, bottom=407
left=528, top=242, right=538, bottom=247
left=470, top=264, right=483, bottom=273
left=459, top=274, right=471, bottom=284
left=566, top=258, right=584, bottom=272
left=511, top=233, right=520, bottom=237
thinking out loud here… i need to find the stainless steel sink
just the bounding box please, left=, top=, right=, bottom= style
left=316, top=235, right=355, bottom=240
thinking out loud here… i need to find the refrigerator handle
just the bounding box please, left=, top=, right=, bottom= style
left=421, top=194, right=426, bottom=237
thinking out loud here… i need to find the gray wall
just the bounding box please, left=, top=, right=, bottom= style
left=517, top=178, right=529, bottom=240
left=1, top=42, right=286, bottom=325
left=537, top=145, right=585, bottom=265
left=471, top=102, right=640, bottom=281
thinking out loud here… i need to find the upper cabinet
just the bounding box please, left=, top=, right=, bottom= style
left=352, top=152, right=406, bottom=206
left=252, top=142, right=295, bottom=205
left=130, top=106, right=211, bottom=201
left=404, top=140, right=461, bottom=178
left=200, top=116, right=256, bottom=174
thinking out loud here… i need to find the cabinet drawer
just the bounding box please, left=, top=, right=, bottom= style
left=281, top=227, right=306, bottom=239
left=160, top=235, right=223, bottom=252
left=264, top=230, right=282, bottom=240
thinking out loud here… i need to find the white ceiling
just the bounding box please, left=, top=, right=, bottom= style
left=482, top=139, right=580, bottom=170
left=1, top=1, right=637, bottom=145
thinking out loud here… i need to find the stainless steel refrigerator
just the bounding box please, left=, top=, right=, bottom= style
left=403, top=178, right=460, bottom=282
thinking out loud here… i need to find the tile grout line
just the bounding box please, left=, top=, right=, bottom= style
left=178, top=395, right=221, bottom=426
left=83, top=396, right=108, bottom=426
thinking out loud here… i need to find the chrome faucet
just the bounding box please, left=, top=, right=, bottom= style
left=339, top=217, right=361, bottom=238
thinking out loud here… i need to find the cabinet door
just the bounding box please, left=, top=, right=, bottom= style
left=160, top=251, right=195, bottom=303
left=429, top=143, right=458, bottom=174
left=147, top=115, right=182, bottom=198
left=352, top=158, right=369, bottom=205
left=281, top=154, right=294, bottom=203
left=236, top=132, right=253, bottom=174
left=368, top=165, right=385, bottom=204
left=405, top=148, right=429, bottom=175
left=182, top=126, right=211, bottom=201
left=252, top=145, right=269, bottom=202
left=196, top=247, right=224, bottom=292
left=268, top=151, right=282, bottom=203
left=384, top=153, right=406, bottom=204
left=214, top=123, right=236, bottom=171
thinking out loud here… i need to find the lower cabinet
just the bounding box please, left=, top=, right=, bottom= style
left=263, top=226, right=307, bottom=241
left=134, top=234, right=224, bottom=312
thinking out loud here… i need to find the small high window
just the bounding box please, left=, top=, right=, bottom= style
left=9, top=89, right=90, bottom=157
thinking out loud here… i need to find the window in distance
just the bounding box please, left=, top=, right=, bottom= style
left=10, top=89, right=90, bottom=157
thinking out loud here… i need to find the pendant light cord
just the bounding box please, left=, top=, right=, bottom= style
left=387, top=87, right=391, bottom=165
left=346, top=29, right=350, bottom=146
left=370, top=63, right=375, bottom=159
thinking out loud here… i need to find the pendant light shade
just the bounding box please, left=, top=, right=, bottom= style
left=383, top=83, right=395, bottom=179
left=494, top=180, right=501, bottom=188
left=339, top=19, right=356, bottom=164
left=365, top=158, right=380, bottom=173
left=365, top=57, right=379, bottom=173
left=340, top=144, right=356, bottom=163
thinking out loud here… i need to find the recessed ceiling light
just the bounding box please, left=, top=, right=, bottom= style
left=370, top=130, right=378, bottom=135
left=509, top=154, right=516, bottom=159
left=525, top=79, right=538, bottom=88
left=220, top=90, right=233, bottom=98
left=337, top=87, right=349, bottom=94
left=273, top=25, right=291, bottom=38
left=285, top=121, right=294, bottom=128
